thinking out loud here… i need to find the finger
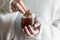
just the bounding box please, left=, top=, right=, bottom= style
left=16, top=1, right=25, bottom=13
left=11, top=2, right=17, bottom=12
left=24, top=26, right=31, bottom=36
left=28, top=25, right=39, bottom=35
left=12, top=1, right=26, bottom=13
left=34, top=23, right=41, bottom=28
left=19, top=0, right=28, bottom=12
left=11, top=2, right=17, bottom=11
left=34, top=23, right=41, bottom=30
left=11, top=5, right=19, bottom=12
left=28, top=25, right=35, bottom=34
left=11, top=5, right=14, bottom=10
left=15, top=0, right=27, bottom=12
left=34, top=29, right=39, bottom=35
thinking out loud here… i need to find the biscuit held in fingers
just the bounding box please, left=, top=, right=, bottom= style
left=23, top=10, right=31, bottom=17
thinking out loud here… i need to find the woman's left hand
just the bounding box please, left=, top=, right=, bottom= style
left=21, top=23, right=41, bottom=36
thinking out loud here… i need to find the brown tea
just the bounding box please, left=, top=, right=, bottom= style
left=21, top=18, right=32, bottom=28
left=21, top=17, right=37, bottom=28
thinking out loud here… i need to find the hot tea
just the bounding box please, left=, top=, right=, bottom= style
left=21, top=18, right=32, bottom=28
left=21, top=17, right=37, bottom=28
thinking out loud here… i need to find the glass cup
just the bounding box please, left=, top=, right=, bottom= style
left=21, top=14, right=37, bottom=28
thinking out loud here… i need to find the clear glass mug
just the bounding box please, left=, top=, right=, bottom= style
left=21, top=13, right=39, bottom=29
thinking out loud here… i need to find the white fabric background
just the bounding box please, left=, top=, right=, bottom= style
left=0, top=0, right=60, bottom=40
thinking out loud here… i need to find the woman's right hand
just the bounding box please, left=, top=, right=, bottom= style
left=11, top=0, right=28, bottom=14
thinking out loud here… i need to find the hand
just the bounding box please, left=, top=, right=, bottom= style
left=21, top=23, right=41, bottom=36
left=11, top=0, right=28, bottom=14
